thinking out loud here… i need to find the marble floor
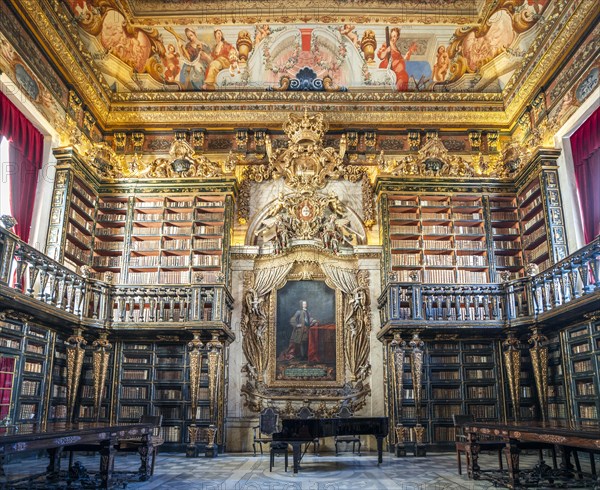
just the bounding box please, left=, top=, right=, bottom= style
left=2, top=450, right=595, bottom=489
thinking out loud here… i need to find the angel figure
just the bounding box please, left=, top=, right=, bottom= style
left=326, top=191, right=346, bottom=217
left=245, top=288, right=265, bottom=319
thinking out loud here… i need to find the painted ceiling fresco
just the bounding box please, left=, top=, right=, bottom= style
left=64, top=0, right=549, bottom=94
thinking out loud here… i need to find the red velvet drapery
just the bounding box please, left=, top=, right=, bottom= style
left=571, top=107, right=600, bottom=244
left=0, top=92, right=44, bottom=243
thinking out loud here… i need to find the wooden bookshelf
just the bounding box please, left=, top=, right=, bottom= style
left=386, top=194, right=489, bottom=283
left=116, top=341, right=212, bottom=449
left=565, top=321, right=600, bottom=425
left=0, top=320, right=52, bottom=426
left=518, top=179, right=551, bottom=272
left=488, top=195, right=524, bottom=280
left=63, top=176, right=97, bottom=269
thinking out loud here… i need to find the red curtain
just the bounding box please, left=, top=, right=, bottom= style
left=571, top=107, right=600, bottom=244
left=0, top=92, right=44, bottom=243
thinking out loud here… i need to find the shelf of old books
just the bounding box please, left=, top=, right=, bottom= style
left=385, top=194, right=490, bottom=284
left=488, top=195, right=524, bottom=280
left=93, top=196, right=128, bottom=283
left=0, top=320, right=52, bottom=426
left=48, top=336, right=68, bottom=422
left=518, top=179, right=551, bottom=272
left=64, top=177, right=97, bottom=267
left=117, top=341, right=201, bottom=447
left=565, top=322, right=600, bottom=425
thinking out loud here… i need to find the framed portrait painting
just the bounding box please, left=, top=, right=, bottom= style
left=269, top=279, right=343, bottom=387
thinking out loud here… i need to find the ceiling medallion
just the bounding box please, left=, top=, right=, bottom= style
left=265, top=110, right=347, bottom=192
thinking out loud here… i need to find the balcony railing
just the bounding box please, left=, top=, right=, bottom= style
left=0, top=227, right=233, bottom=330
left=379, top=236, right=599, bottom=326
left=0, top=226, right=598, bottom=330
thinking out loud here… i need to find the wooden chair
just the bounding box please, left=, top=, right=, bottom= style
left=115, top=414, right=164, bottom=476
left=296, top=406, right=320, bottom=455
left=254, top=407, right=288, bottom=471
left=252, top=413, right=273, bottom=456
left=334, top=406, right=361, bottom=456
left=453, top=414, right=504, bottom=475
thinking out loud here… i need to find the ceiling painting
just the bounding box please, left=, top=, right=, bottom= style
left=64, top=0, right=548, bottom=94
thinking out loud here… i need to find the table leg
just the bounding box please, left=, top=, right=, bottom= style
left=138, top=433, right=152, bottom=481
left=291, top=443, right=301, bottom=474
left=46, top=447, right=63, bottom=483
left=558, top=445, right=574, bottom=478
left=504, top=439, right=520, bottom=490
left=99, top=438, right=116, bottom=489
left=466, top=434, right=480, bottom=480
left=376, top=436, right=384, bottom=464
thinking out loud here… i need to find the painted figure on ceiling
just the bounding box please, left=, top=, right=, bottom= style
left=162, top=43, right=180, bottom=83
left=377, top=27, right=417, bottom=91
left=202, top=29, right=235, bottom=90
left=339, top=24, right=360, bottom=48
left=432, top=45, right=449, bottom=82
left=177, top=28, right=211, bottom=90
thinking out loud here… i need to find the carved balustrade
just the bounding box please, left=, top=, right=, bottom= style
left=109, top=284, right=232, bottom=325
left=1, top=227, right=597, bottom=330
left=0, top=227, right=234, bottom=329
left=0, top=227, right=87, bottom=317
left=529, top=238, right=599, bottom=315
left=379, top=237, right=599, bottom=326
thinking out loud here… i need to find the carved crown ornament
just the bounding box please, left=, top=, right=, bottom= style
left=263, top=110, right=349, bottom=193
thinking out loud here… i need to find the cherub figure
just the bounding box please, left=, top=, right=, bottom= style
left=254, top=24, right=271, bottom=46
left=339, top=24, right=360, bottom=48
left=432, top=45, right=449, bottom=82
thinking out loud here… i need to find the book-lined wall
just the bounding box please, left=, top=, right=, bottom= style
left=116, top=341, right=212, bottom=448
left=46, top=167, right=232, bottom=286
left=563, top=320, right=600, bottom=425
left=395, top=339, right=503, bottom=447
left=383, top=190, right=551, bottom=283
left=0, top=319, right=54, bottom=426
left=380, top=171, right=557, bottom=284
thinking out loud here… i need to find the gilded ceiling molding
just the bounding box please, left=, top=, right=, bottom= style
left=12, top=0, right=110, bottom=121
left=111, top=90, right=504, bottom=104
left=105, top=109, right=510, bottom=128
left=118, top=0, right=486, bottom=25
left=503, top=0, right=597, bottom=126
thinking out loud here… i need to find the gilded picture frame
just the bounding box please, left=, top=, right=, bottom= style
left=268, top=278, right=344, bottom=388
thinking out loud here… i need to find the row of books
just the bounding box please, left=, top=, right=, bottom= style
left=72, top=181, right=96, bottom=206
left=496, top=256, right=522, bottom=266
left=525, top=242, right=549, bottom=262
left=21, top=380, right=40, bottom=396
left=572, top=342, right=590, bottom=355
left=491, top=211, right=518, bottom=220
left=520, top=195, right=543, bottom=217
left=575, top=381, right=595, bottom=396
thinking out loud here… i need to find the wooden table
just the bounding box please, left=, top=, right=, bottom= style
left=0, top=422, right=154, bottom=488
left=464, top=421, right=600, bottom=489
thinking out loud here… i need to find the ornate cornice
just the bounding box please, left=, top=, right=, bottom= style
left=117, top=0, right=488, bottom=25
left=503, top=0, right=598, bottom=128
left=106, top=108, right=510, bottom=129
left=10, top=0, right=111, bottom=122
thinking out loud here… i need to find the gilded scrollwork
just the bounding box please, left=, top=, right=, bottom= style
left=91, top=333, right=112, bottom=422
left=380, top=134, right=511, bottom=178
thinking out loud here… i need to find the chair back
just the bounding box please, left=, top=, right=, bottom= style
left=296, top=406, right=315, bottom=419
left=335, top=406, right=353, bottom=418
left=259, top=407, right=281, bottom=436
left=452, top=414, right=473, bottom=440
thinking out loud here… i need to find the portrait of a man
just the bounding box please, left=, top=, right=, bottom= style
left=274, top=280, right=337, bottom=382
